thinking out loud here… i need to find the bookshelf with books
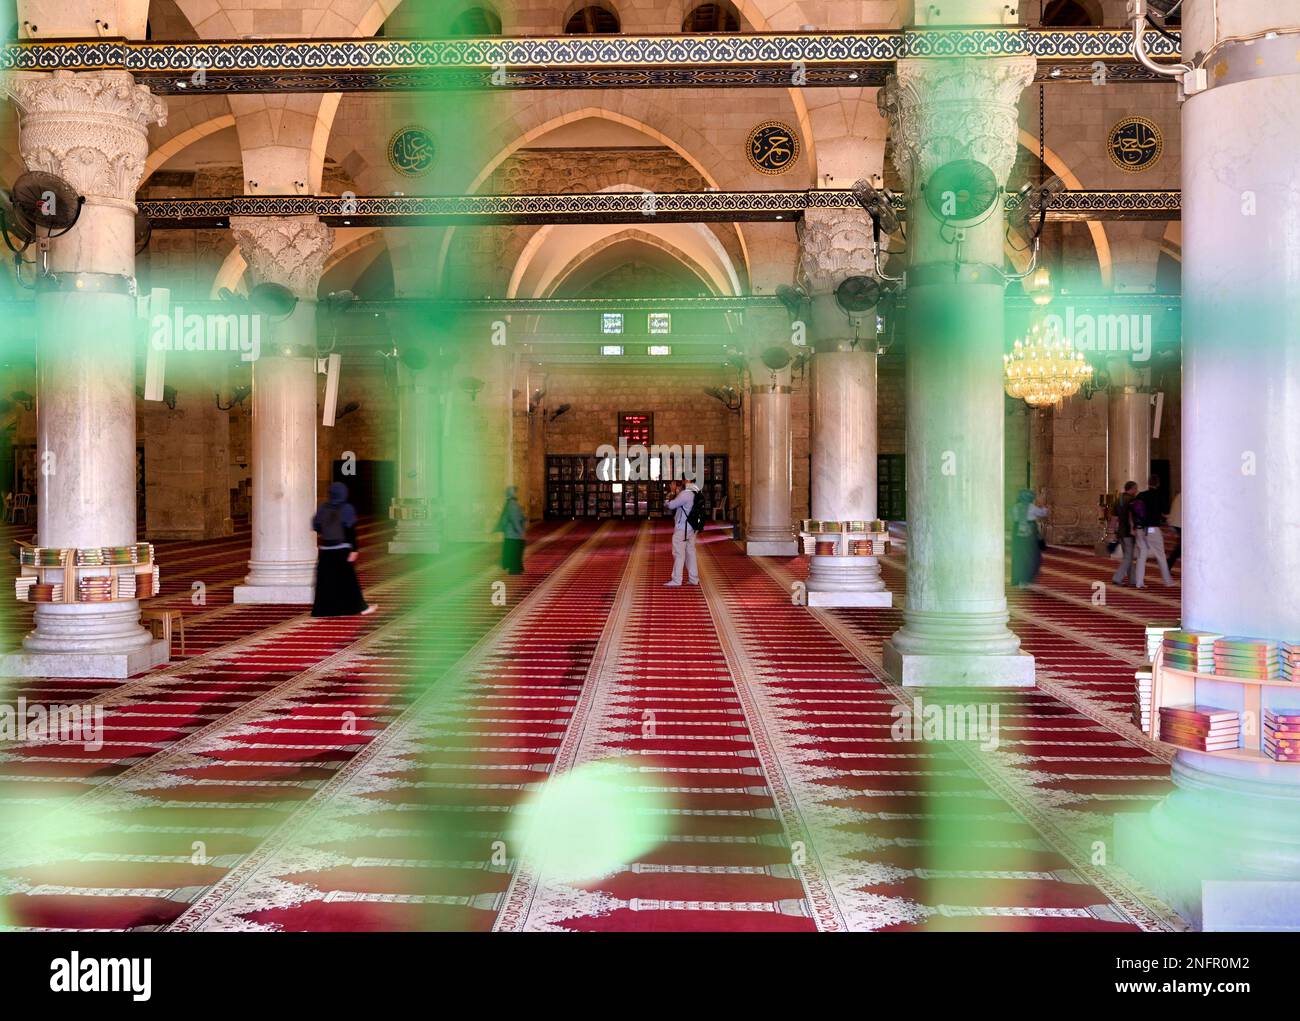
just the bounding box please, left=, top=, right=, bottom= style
left=798, top=519, right=892, bottom=558
left=1146, top=632, right=1300, bottom=765
left=14, top=541, right=160, bottom=605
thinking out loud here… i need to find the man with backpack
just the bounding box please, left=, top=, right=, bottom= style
left=665, top=479, right=705, bottom=587
left=1132, top=474, right=1173, bottom=588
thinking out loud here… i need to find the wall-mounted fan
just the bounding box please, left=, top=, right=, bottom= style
left=760, top=345, right=791, bottom=372
left=1009, top=175, right=1065, bottom=242
left=924, top=160, right=1000, bottom=228
left=134, top=211, right=152, bottom=255
left=835, top=275, right=881, bottom=315
left=775, top=284, right=809, bottom=322
left=400, top=346, right=430, bottom=371
left=219, top=282, right=298, bottom=322
left=851, top=178, right=899, bottom=235
left=1, top=171, right=86, bottom=281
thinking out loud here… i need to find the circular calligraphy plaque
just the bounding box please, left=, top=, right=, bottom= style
left=1107, top=116, right=1163, bottom=173
left=746, top=121, right=801, bottom=176
left=387, top=126, right=437, bottom=178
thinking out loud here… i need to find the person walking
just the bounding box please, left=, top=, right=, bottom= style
left=496, top=486, right=526, bottom=575
left=665, top=479, right=701, bottom=587
left=311, top=481, right=376, bottom=618
left=1166, top=491, right=1182, bottom=572
left=1110, top=480, right=1139, bottom=586
left=1132, top=474, right=1173, bottom=588
left=1010, top=488, right=1049, bottom=587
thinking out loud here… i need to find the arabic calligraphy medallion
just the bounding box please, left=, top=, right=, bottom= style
left=388, top=126, right=437, bottom=178
left=746, top=121, right=801, bottom=176
left=1107, top=116, right=1163, bottom=173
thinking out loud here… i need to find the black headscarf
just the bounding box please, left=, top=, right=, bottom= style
left=314, top=481, right=358, bottom=530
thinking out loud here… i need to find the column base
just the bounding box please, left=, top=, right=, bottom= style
left=747, top=540, right=799, bottom=556
left=882, top=639, right=1036, bottom=688
left=1114, top=748, right=1300, bottom=930
left=233, top=584, right=315, bottom=605
left=0, top=639, right=169, bottom=679
left=388, top=540, right=441, bottom=555
left=808, top=589, right=893, bottom=608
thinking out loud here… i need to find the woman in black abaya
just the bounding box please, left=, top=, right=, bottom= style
left=311, top=482, right=377, bottom=617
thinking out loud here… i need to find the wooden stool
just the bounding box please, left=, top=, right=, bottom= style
left=140, top=609, right=185, bottom=657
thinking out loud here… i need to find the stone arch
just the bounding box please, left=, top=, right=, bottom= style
left=432, top=107, right=756, bottom=295
left=1040, top=0, right=1104, bottom=27
left=143, top=113, right=236, bottom=183
left=561, top=1, right=622, bottom=33
left=1017, top=127, right=1114, bottom=289
left=679, top=1, right=743, bottom=31
left=513, top=219, right=741, bottom=300
left=446, top=3, right=504, bottom=34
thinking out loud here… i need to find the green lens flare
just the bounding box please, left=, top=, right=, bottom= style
left=508, top=764, right=673, bottom=884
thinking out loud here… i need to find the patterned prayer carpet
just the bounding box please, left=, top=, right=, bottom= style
left=0, top=520, right=1186, bottom=931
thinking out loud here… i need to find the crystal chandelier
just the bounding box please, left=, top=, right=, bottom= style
left=1003, top=319, right=1093, bottom=407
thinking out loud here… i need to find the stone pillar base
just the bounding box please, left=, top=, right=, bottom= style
left=1116, top=814, right=1300, bottom=931
left=233, top=584, right=314, bottom=605
left=388, top=540, right=441, bottom=555
left=882, top=639, right=1036, bottom=688
left=808, top=589, right=893, bottom=608
left=0, top=639, right=169, bottom=679
left=1115, top=747, right=1300, bottom=930
left=747, top=540, right=799, bottom=557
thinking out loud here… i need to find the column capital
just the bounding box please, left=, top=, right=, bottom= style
left=229, top=217, right=334, bottom=301
left=6, top=70, right=167, bottom=207
left=884, top=56, right=1036, bottom=189
left=799, top=207, right=875, bottom=296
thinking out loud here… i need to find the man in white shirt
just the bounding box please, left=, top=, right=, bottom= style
left=665, top=480, right=700, bottom=587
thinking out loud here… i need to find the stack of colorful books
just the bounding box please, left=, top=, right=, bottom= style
left=1282, top=643, right=1300, bottom=683
left=1212, top=637, right=1280, bottom=680
left=1264, top=709, right=1300, bottom=761
left=1145, top=625, right=1175, bottom=663
left=1163, top=630, right=1220, bottom=673
left=1158, top=704, right=1240, bottom=752
left=1133, top=667, right=1154, bottom=732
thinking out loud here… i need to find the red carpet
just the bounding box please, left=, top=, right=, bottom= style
left=0, top=520, right=1184, bottom=931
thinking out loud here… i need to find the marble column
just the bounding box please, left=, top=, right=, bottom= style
left=1106, top=360, right=1152, bottom=493
left=1115, top=3, right=1300, bottom=930
left=880, top=55, right=1037, bottom=687
left=798, top=209, right=891, bottom=606
left=229, top=217, right=333, bottom=604
left=0, top=71, right=169, bottom=678
left=745, top=309, right=797, bottom=556
left=388, top=360, right=440, bottom=554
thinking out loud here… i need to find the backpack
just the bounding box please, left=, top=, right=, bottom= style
left=316, top=504, right=346, bottom=544
left=685, top=494, right=707, bottom=534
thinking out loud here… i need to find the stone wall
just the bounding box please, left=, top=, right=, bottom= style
left=137, top=354, right=233, bottom=540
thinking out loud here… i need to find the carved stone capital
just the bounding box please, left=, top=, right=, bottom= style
left=229, top=217, right=335, bottom=301
left=6, top=71, right=167, bottom=206
left=800, top=208, right=875, bottom=295
left=885, top=56, right=1035, bottom=190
